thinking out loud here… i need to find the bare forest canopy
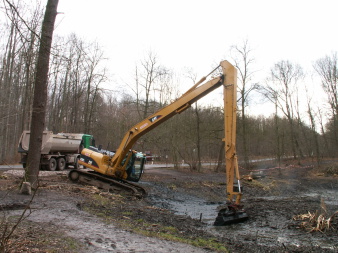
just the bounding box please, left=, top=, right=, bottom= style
left=1, top=1, right=338, bottom=168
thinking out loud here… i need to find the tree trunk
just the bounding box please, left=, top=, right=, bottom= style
left=215, top=142, right=225, bottom=172
left=274, top=104, right=281, bottom=166
left=25, top=0, right=59, bottom=189
left=241, top=94, right=249, bottom=168
left=194, top=103, right=202, bottom=172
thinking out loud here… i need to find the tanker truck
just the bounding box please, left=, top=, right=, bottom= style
left=18, top=131, right=95, bottom=171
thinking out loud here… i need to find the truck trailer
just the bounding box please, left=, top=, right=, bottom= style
left=18, top=131, right=94, bottom=171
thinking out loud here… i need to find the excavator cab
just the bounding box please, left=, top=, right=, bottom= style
left=125, top=151, right=146, bottom=182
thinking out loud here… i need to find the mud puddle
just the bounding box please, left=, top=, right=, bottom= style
left=145, top=181, right=338, bottom=252
left=141, top=181, right=219, bottom=224
left=149, top=192, right=221, bottom=224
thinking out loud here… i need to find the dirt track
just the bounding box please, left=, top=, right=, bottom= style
left=1, top=161, right=338, bottom=252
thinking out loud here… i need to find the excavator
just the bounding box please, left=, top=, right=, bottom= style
left=69, top=60, right=248, bottom=225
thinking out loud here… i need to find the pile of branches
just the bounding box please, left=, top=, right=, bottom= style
left=292, top=199, right=338, bottom=232
left=293, top=211, right=338, bottom=232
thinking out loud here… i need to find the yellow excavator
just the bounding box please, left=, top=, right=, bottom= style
left=69, top=60, right=248, bottom=225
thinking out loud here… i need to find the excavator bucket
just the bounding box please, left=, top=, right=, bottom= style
left=214, top=204, right=249, bottom=226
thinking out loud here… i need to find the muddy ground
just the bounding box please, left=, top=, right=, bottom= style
left=0, top=160, right=337, bottom=252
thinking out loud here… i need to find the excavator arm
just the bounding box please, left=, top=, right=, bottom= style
left=79, top=61, right=231, bottom=179
left=74, top=60, right=248, bottom=224
left=108, top=72, right=225, bottom=180
left=213, top=62, right=249, bottom=225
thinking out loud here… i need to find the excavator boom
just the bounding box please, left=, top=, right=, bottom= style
left=72, top=60, right=248, bottom=225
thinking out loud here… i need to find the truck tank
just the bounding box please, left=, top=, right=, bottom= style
left=19, top=131, right=84, bottom=154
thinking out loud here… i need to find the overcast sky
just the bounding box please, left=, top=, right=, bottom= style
left=54, top=0, right=338, bottom=115
left=55, top=0, right=337, bottom=75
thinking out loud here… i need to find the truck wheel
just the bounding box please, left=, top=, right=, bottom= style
left=57, top=157, right=66, bottom=171
left=49, top=158, right=57, bottom=171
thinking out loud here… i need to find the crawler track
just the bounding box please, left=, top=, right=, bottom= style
left=68, top=169, right=146, bottom=198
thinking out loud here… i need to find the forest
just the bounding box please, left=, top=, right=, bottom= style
left=1, top=1, right=338, bottom=170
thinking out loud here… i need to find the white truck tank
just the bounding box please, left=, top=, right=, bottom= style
left=18, top=130, right=89, bottom=170
left=19, top=131, right=84, bottom=154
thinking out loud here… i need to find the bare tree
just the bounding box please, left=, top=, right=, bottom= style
left=46, top=36, right=108, bottom=134
left=133, top=51, right=170, bottom=119
left=25, top=0, right=59, bottom=189
left=82, top=42, right=108, bottom=133
left=317, top=106, right=330, bottom=155
left=0, top=0, right=42, bottom=163
left=0, top=20, right=18, bottom=163
left=184, top=68, right=202, bottom=171
left=305, top=87, right=321, bottom=164
left=314, top=53, right=338, bottom=147
left=260, top=60, right=304, bottom=160
left=230, top=39, right=257, bottom=168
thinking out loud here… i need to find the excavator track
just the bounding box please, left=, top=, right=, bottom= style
left=68, top=169, right=146, bottom=198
